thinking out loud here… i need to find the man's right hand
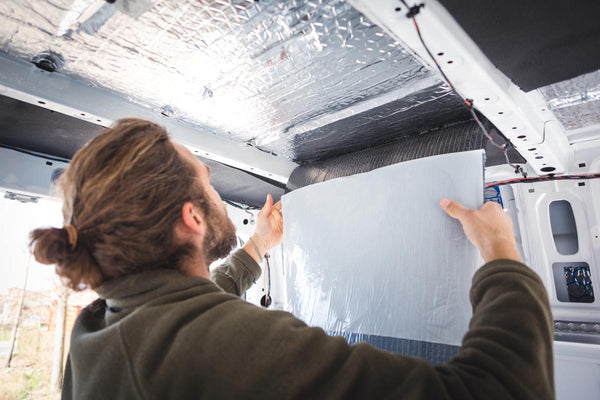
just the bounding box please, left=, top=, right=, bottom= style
left=440, top=198, right=522, bottom=263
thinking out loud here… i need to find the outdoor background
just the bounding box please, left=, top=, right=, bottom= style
left=0, top=196, right=96, bottom=400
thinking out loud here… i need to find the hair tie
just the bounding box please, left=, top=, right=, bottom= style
left=64, top=225, right=78, bottom=250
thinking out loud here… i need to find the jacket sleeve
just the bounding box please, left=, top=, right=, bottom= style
left=436, top=259, right=555, bottom=399
left=210, top=248, right=262, bottom=296
left=199, top=259, right=555, bottom=399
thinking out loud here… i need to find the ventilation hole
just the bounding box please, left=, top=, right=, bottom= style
left=395, top=7, right=401, bottom=11
left=528, top=148, right=536, bottom=151
left=541, top=167, right=556, bottom=172
left=579, top=162, right=586, bottom=168
left=578, top=182, right=585, bottom=187
left=447, top=60, right=453, bottom=64
left=528, top=188, right=535, bottom=193
left=552, top=263, right=593, bottom=303
left=484, top=97, right=490, bottom=101
left=498, top=111, right=504, bottom=115
left=517, top=135, right=526, bottom=139
left=96, top=119, right=102, bottom=122
left=205, top=153, right=209, bottom=156
left=38, top=100, right=46, bottom=105
left=46, top=161, right=53, bottom=166
left=437, top=52, right=444, bottom=56
left=549, top=201, right=579, bottom=255
left=535, top=156, right=543, bottom=159
left=512, top=126, right=517, bottom=130
left=542, top=108, right=546, bottom=111
left=80, top=113, right=86, bottom=116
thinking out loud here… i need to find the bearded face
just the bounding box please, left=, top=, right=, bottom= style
left=201, top=201, right=238, bottom=266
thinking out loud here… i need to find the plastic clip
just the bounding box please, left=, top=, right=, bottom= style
left=406, top=3, right=425, bottom=18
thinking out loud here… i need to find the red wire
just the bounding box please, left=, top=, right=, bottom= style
left=486, top=172, right=600, bottom=188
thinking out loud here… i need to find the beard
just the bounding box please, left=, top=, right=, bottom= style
left=202, top=201, right=237, bottom=266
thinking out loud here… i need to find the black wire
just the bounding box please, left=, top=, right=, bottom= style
left=266, top=254, right=271, bottom=298
left=486, top=173, right=600, bottom=188
left=399, top=1, right=525, bottom=176
left=0, top=144, right=71, bottom=164
left=223, top=199, right=259, bottom=211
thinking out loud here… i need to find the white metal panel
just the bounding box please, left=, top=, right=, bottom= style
left=510, top=142, right=600, bottom=322
left=350, top=0, right=574, bottom=176
left=554, top=341, right=600, bottom=400
left=0, top=148, right=68, bottom=197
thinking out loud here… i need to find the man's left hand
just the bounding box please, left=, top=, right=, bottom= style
left=246, top=194, right=283, bottom=262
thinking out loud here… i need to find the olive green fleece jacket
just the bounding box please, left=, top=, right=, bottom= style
left=62, top=249, right=554, bottom=399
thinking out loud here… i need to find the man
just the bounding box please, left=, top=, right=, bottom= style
left=31, top=119, right=554, bottom=399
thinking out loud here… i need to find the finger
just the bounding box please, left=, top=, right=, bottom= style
left=440, top=198, right=470, bottom=220
left=273, top=200, right=282, bottom=211
left=261, top=194, right=273, bottom=215
left=482, top=200, right=502, bottom=211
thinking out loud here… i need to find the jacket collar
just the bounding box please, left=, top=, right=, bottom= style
left=95, top=269, right=219, bottom=310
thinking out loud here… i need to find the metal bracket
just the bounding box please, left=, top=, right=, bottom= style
left=350, top=0, right=574, bottom=176
left=0, top=53, right=297, bottom=184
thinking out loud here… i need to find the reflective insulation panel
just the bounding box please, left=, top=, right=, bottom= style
left=0, top=0, right=466, bottom=162
left=281, top=150, right=484, bottom=363
left=540, top=69, right=600, bottom=131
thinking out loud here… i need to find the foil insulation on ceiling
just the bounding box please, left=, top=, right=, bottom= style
left=540, top=69, right=600, bottom=131
left=0, top=0, right=466, bottom=162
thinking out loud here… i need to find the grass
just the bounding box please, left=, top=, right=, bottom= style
left=0, top=328, right=54, bottom=400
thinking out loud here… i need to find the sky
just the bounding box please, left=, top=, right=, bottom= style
left=0, top=195, right=63, bottom=292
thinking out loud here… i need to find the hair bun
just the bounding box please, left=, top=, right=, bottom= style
left=30, top=227, right=74, bottom=265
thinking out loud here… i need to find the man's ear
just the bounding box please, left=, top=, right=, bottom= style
left=181, top=201, right=205, bottom=235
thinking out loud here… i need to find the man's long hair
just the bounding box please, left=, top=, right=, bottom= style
left=30, top=119, right=212, bottom=289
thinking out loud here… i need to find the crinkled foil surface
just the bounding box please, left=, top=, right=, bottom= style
left=0, top=0, right=466, bottom=161
left=540, top=69, right=600, bottom=131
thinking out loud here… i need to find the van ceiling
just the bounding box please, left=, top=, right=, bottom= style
left=0, top=0, right=598, bottom=206
left=0, top=0, right=467, bottom=163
